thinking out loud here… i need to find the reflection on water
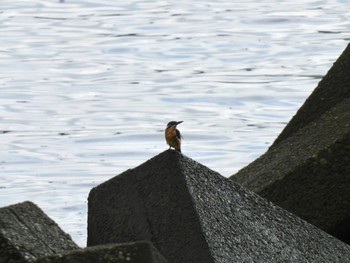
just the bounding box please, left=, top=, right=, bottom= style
left=0, top=0, right=349, bottom=246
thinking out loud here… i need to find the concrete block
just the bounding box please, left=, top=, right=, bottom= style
left=0, top=201, right=79, bottom=263
left=34, top=241, right=167, bottom=263
left=88, top=150, right=350, bottom=262
left=274, top=43, right=350, bottom=145
left=231, top=45, right=350, bottom=244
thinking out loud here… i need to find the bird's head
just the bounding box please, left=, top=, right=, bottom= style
left=166, top=121, right=183, bottom=128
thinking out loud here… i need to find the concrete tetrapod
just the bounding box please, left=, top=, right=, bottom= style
left=34, top=241, right=168, bottom=263
left=231, top=43, right=350, bottom=244
left=88, top=150, right=350, bottom=262
left=0, top=201, right=79, bottom=263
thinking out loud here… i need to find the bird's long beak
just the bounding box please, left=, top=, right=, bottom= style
left=176, top=121, right=183, bottom=125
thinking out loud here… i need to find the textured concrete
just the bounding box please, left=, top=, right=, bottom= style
left=0, top=201, right=79, bottom=263
left=88, top=150, right=212, bottom=263
left=273, top=43, right=350, bottom=145
left=231, top=44, right=350, bottom=244
left=88, top=150, right=350, bottom=262
left=34, top=241, right=168, bottom=263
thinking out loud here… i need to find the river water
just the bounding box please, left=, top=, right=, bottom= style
left=0, top=0, right=349, bottom=246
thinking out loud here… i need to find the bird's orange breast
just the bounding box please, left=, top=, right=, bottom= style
left=165, top=127, right=181, bottom=150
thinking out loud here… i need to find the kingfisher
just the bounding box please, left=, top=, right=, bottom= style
left=165, top=121, right=183, bottom=152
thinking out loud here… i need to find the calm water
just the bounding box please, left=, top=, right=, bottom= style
left=0, top=0, right=349, bottom=246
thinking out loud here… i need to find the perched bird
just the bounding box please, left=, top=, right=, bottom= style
left=165, top=121, right=183, bottom=152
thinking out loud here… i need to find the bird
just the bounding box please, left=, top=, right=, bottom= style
left=165, top=121, right=183, bottom=152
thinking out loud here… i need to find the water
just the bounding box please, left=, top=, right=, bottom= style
left=0, top=0, right=349, bottom=247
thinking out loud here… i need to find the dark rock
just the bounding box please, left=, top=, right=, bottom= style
left=231, top=46, right=350, bottom=244
left=0, top=201, right=79, bottom=263
left=273, top=43, right=350, bottom=145
left=88, top=150, right=350, bottom=262
left=34, top=241, right=167, bottom=263
left=88, top=150, right=212, bottom=263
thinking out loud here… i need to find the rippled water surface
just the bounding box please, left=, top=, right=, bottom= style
left=1, top=0, right=349, bottom=246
